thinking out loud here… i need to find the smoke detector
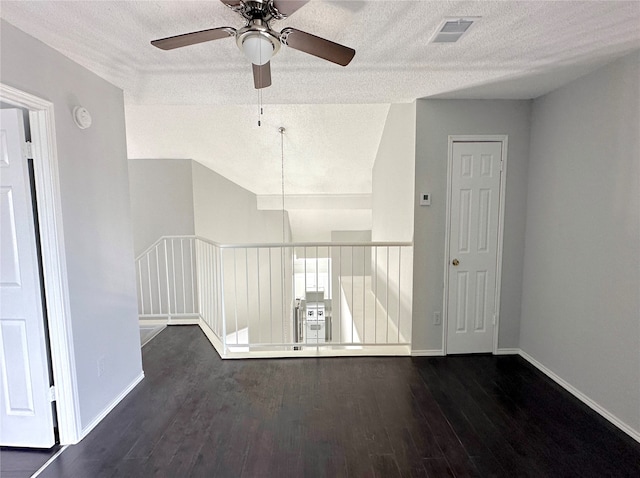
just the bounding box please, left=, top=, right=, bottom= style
left=431, top=17, right=480, bottom=43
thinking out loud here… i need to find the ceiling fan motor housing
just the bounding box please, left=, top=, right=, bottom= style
left=229, top=0, right=289, bottom=21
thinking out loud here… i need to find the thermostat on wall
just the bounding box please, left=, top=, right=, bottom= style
left=420, top=193, right=431, bottom=206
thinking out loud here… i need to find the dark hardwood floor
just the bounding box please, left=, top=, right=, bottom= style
left=0, top=445, right=61, bottom=478
left=29, top=326, right=640, bottom=477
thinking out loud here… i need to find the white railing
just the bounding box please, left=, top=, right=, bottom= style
left=135, top=236, right=413, bottom=357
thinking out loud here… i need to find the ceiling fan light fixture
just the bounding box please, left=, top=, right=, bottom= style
left=242, top=34, right=274, bottom=65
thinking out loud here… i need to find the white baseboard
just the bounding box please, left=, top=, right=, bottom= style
left=198, top=318, right=225, bottom=358
left=80, top=372, right=144, bottom=439
left=518, top=349, right=640, bottom=444
left=31, top=445, right=69, bottom=478
left=139, top=317, right=169, bottom=326
left=411, top=349, right=444, bottom=356
left=495, top=348, right=520, bottom=355
left=167, top=316, right=200, bottom=325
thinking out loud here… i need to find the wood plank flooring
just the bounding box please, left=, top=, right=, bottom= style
left=29, top=326, right=640, bottom=477
left=0, top=446, right=60, bottom=478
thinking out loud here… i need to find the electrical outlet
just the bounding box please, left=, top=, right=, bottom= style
left=434, top=311, right=441, bottom=326
left=97, top=356, right=105, bottom=377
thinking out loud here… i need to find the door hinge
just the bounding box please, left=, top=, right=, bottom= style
left=492, top=314, right=497, bottom=326
left=49, top=386, right=56, bottom=402
left=499, top=160, right=503, bottom=172
left=24, top=141, right=33, bottom=160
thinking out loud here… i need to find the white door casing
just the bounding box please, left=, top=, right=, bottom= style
left=0, top=83, right=80, bottom=445
left=445, top=140, right=504, bottom=354
left=0, top=109, right=56, bottom=447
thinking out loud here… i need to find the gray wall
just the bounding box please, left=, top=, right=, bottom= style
left=128, top=160, right=294, bottom=341
left=192, top=161, right=291, bottom=244
left=413, top=99, right=531, bottom=351
left=520, top=52, right=640, bottom=433
left=128, top=159, right=195, bottom=256
left=0, top=20, right=143, bottom=430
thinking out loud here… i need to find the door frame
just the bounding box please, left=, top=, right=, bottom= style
left=0, top=83, right=81, bottom=444
left=442, top=135, right=508, bottom=355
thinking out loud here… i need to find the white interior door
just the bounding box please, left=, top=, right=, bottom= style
left=0, top=108, right=55, bottom=447
left=446, top=141, right=503, bottom=354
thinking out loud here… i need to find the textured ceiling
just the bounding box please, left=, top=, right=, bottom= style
left=2, top=0, right=640, bottom=202
left=125, top=103, right=390, bottom=195
left=2, top=1, right=639, bottom=105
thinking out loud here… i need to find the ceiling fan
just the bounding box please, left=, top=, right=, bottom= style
left=151, top=0, right=356, bottom=89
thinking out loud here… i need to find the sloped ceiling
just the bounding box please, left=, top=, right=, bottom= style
left=125, top=103, right=389, bottom=195
left=2, top=0, right=639, bottom=199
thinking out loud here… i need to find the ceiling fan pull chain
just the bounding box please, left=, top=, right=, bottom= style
left=257, top=74, right=264, bottom=126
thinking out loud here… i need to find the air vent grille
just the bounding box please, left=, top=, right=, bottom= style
left=431, top=17, right=478, bottom=43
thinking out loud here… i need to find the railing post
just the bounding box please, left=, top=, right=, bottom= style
left=363, top=246, right=366, bottom=344
left=171, top=239, right=177, bottom=320
left=155, top=247, right=161, bottom=316
left=147, top=251, right=153, bottom=315
left=180, top=239, right=186, bottom=316
left=374, top=245, right=377, bottom=344
left=338, top=246, right=341, bottom=344
left=233, top=249, right=238, bottom=346
left=351, top=245, right=354, bottom=344
left=190, top=238, right=196, bottom=315
left=138, top=260, right=144, bottom=315
left=398, top=246, right=402, bottom=343
left=386, top=246, right=390, bottom=343
left=164, top=239, right=172, bottom=317
left=257, top=248, right=261, bottom=344
left=220, top=247, right=227, bottom=355
left=316, top=245, right=319, bottom=351
left=245, top=248, right=250, bottom=347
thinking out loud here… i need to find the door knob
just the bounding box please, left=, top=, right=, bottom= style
left=452, top=258, right=460, bottom=266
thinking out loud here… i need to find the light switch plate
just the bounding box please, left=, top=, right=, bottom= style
left=420, top=193, right=431, bottom=206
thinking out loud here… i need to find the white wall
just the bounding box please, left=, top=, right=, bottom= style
left=0, top=20, right=142, bottom=430
left=372, top=103, right=416, bottom=243
left=520, top=51, right=640, bottom=434
left=128, top=159, right=195, bottom=256
left=371, top=103, right=416, bottom=345
left=413, top=99, right=531, bottom=352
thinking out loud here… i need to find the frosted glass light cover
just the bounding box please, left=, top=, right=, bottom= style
left=242, top=35, right=273, bottom=65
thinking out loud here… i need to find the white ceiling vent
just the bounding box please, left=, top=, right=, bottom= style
left=431, top=17, right=479, bottom=43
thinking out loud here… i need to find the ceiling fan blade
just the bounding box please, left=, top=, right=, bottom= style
left=151, top=27, right=236, bottom=50
left=220, top=0, right=243, bottom=6
left=272, top=0, right=310, bottom=17
left=280, top=28, right=355, bottom=66
left=253, top=62, right=272, bottom=89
